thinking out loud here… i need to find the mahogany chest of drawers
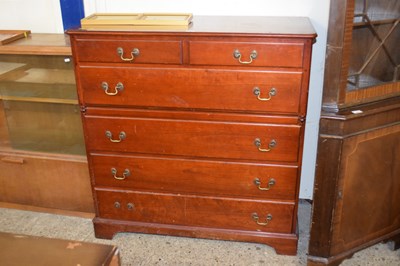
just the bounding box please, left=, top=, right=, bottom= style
left=69, top=16, right=316, bottom=255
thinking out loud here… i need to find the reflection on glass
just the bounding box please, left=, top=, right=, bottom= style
left=0, top=54, right=85, bottom=155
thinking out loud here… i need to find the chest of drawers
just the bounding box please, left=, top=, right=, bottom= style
left=69, top=16, right=316, bottom=255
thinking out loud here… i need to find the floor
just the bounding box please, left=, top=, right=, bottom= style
left=0, top=201, right=399, bottom=265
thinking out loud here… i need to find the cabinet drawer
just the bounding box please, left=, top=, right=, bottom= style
left=189, top=41, right=304, bottom=67
left=73, top=39, right=182, bottom=64
left=90, top=154, right=298, bottom=200
left=84, top=116, right=301, bottom=162
left=77, top=66, right=303, bottom=114
left=95, top=189, right=295, bottom=233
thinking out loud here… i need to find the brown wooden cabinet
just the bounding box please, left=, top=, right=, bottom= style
left=0, top=34, right=93, bottom=213
left=69, top=16, right=316, bottom=255
left=308, top=1, right=400, bottom=265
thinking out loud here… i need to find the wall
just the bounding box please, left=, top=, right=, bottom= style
left=0, top=0, right=64, bottom=33
left=0, top=0, right=330, bottom=199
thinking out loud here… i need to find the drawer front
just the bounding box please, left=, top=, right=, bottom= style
left=95, top=189, right=295, bottom=233
left=84, top=116, right=301, bottom=162
left=189, top=41, right=304, bottom=68
left=77, top=66, right=303, bottom=114
left=90, top=154, right=299, bottom=200
left=73, top=39, right=182, bottom=64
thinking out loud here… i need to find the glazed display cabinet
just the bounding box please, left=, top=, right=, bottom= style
left=0, top=34, right=93, bottom=213
left=308, top=0, right=400, bottom=265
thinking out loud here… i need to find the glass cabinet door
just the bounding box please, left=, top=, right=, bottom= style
left=0, top=54, right=85, bottom=155
left=345, top=0, right=399, bottom=102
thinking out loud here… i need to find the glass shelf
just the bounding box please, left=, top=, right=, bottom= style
left=0, top=54, right=85, bottom=156
left=0, top=69, right=78, bottom=104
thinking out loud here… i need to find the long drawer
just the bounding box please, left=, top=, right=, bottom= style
left=77, top=66, right=303, bottom=114
left=95, top=188, right=295, bottom=233
left=90, top=153, right=299, bottom=200
left=84, top=115, right=301, bottom=162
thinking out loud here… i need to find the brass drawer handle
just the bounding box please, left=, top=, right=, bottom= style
left=117, top=47, right=140, bottom=62
left=253, top=87, right=277, bottom=101
left=105, top=130, right=126, bottom=143
left=233, top=49, right=257, bottom=64
left=111, top=168, right=131, bottom=180
left=252, top=213, right=273, bottom=226
left=102, top=82, right=124, bottom=96
left=254, top=178, right=276, bottom=191
left=254, top=138, right=277, bottom=152
left=114, top=201, right=121, bottom=208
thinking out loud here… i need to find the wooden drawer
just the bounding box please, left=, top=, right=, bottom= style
left=72, top=39, right=182, bottom=64
left=95, top=189, right=295, bottom=233
left=84, top=115, right=301, bottom=162
left=77, top=66, right=303, bottom=114
left=189, top=41, right=304, bottom=68
left=90, top=153, right=299, bottom=200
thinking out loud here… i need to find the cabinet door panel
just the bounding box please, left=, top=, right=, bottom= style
left=0, top=154, right=93, bottom=212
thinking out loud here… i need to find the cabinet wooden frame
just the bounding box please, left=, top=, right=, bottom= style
left=308, top=0, right=400, bottom=265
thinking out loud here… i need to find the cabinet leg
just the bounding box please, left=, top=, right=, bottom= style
left=307, top=254, right=354, bottom=266
left=388, top=234, right=400, bottom=251
left=270, top=240, right=297, bottom=256
left=307, top=259, right=341, bottom=266
left=308, top=232, right=400, bottom=266
left=93, top=219, right=118, bottom=240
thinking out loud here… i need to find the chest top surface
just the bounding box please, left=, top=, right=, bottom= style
left=68, top=15, right=317, bottom=38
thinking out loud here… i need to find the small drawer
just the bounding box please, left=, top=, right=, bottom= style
left=189, top=41, right=304, bottom=67
left=77, top=66, right=303, bottom=114
left=73, top=39, right=182, bottom=64
left=84, top=115, right=301, bottom=162
left=95, top=189, right=295, bottom=233
left=90, top=154, right=299, bottom=200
